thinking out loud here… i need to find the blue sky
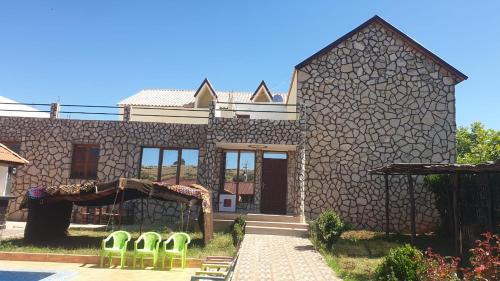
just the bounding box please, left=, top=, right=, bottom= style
left=0, top=1, right=499, bottom=129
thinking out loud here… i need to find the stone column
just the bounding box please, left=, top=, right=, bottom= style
left=253, top=150, right=263, bottom=212
left=50, top=103, right=60, bottom=119
left=202, top=101, right=219, bottom=210
left=297, top=102, right=307, bottom=221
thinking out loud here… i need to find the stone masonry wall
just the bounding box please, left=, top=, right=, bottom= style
left=0, top=117, right=207, bottom=221
left=204, top=114, right=303, bottom=213
left=297, top=22, right=458, bottom=232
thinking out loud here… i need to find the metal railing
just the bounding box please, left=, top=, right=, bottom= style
left=0, top=101, right=301, bottom=122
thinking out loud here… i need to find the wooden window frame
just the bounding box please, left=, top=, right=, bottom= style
left=220, top=150, right=257, bottom=200
left=70, top=144, right=100, bottom=179
left=139, top=146, right=199, bottom=184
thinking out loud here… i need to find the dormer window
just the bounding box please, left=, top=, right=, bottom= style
left=250, top=81, right=273, bottom=103
left=194, top=78, right=217, bottom=108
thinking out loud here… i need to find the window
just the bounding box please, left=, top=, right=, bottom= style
left=2, top=141, right=21, bottom=154
left=71, top=144, right=100, bottom=179
left=263, top=152, right=287, bottom=159
left=179, top=149, right=199, bottom=185
left=139, top=147, right=199, bottom=185
left=222, top=151, right=255, bottom=203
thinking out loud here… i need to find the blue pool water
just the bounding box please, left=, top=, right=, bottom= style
left=0, top=271, right=54, bottom=281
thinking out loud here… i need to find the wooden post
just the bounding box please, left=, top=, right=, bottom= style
left=384, top=174, right=390, bottom=239
left=486, top=173, right=494, bottom=233
left=203, top=191, right=214, bottom=244
left=452, top=173, right=462, bottom=257
left=407, top=174, right=416, bottom=245
left=140, top=197, right=144, bottom=235
left=118, top=189, right=125, bottom=228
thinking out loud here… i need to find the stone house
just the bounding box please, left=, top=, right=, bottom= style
left=0, top=16, right=466, bottom=232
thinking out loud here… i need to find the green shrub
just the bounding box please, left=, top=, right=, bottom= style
left=310, top=210, right=345, bottom=249
left=231, top=215, right=246, bottom=246
left=374, top=244, right=425, bottom=281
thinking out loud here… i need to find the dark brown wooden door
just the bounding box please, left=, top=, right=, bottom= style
left=261, top=158, right=287, bottom=214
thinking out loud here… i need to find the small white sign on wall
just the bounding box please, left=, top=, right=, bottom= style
left=218, top=194, right=236, bottom=212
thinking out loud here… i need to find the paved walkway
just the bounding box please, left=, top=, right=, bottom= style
left=233, top=234, right=341, bottom=281
left=0, top=260, right=195, bottom=281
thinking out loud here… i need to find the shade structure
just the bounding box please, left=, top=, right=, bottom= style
left=21, top=178, right=213, bottom=244
left=369, top=161, right=500, bottom=257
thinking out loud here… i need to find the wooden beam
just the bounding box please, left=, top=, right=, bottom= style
left=384, top=174, right=390, bottom=239
left=407, top=175, right=416, bottom=245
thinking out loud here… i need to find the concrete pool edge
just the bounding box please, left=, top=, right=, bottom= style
left=0, top=251, right=203, bottom=268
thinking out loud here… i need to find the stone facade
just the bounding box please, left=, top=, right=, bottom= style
left=0, top=113, right=302, bottom=221
left=204, top=105, right=304, bottom=213
left=296, top=21, right=460, bottom=232
left=0, top=17, right=466, bottom=233
left=0, top=117, right=207, bottom=221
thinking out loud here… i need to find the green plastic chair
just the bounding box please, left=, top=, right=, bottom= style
left=161, top=232, right=191, bottom=269
left=100, top=230, right=131, bottom=269
left=132, top=231, right=162, bottom=269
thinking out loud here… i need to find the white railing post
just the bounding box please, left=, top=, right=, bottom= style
left=50, top=103, right=60, bottom=119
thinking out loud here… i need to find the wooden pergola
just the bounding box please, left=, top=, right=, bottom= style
left=369, top=162, right=500, bottom=256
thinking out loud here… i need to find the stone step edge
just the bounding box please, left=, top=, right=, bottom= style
left=245, top=225, right=309, bottom=231
left=245, top=221, right=309, bottom=227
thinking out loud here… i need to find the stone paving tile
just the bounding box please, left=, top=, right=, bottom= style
left=233, top=234, right=341, bottom=281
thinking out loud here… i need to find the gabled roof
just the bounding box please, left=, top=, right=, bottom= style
left=0, top=143, right=28, bottom=165
left=194, top=78, right=217, bottom=99
left=250, top=81, right=273, bottom=102
left=295, top=15, right=467, bottom=82
left=118, top=89, right=287, bottom=107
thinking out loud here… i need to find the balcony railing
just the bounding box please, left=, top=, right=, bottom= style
left=0, top=101, right=300, bottom=124
left=215, top=102, right=298, bottom=120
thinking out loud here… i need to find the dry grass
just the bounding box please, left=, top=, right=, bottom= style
left=0, top=227, right=235, bottom=259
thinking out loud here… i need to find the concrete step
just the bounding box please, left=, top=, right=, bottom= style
left=245, top=213, right=303, bottom=223
left=245, top=220, right=309, bottom=230
left=213, top=212, right=304, bottom=223
left=245, top=225, right=309, bottom=237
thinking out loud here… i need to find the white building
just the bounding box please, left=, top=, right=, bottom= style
left=0, top=96, right=50, bottom=118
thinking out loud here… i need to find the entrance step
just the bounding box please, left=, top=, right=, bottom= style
left=245, top=225, right=309, bottom=237
left=246, top=213, right=303, bottom=223
left=213, top=212, right=306, bottom=234
left=245, top=220, right=308, bottom=230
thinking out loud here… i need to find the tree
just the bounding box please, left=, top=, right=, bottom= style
left=173, top=158, right=186, bottom=166
left=457, top=122, right=500, bottom=163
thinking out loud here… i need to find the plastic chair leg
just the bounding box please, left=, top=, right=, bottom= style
left=120, top=252, right=126, bottom=269
left=100, top=251, right=105, bottom=268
